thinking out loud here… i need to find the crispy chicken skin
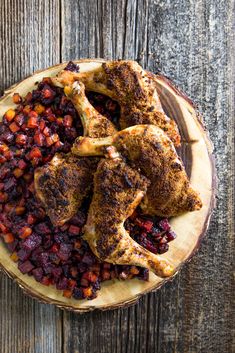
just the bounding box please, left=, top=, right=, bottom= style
left=52, top=60, right=181, bottom=146
left=72, top=125, right=202, bottom=217
left=34, top=154, right=98, bottom=226
left=84, top=156, right=174, bottom=277
left=34, top=82, right=117, bottom=226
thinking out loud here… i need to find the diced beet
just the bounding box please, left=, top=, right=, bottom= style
left=34, top=222, right=51, bottom=234
left=7, top=239, right=18, bottom=253
left=32, top=267, right=43, bottom=282
left=73, top=287, right=84, bottom=299
left=159, top=218, right=171, bottom=231
left=158, top=243, right=169, bottom=254
left=42, top=234, right=53, bottom=249
left=4, top=177, right=16, bottom=191
left=68, top=225, right=80, bottom=235
left=51, top=267, right=62, bottom=280
left=36, top=252, right=49, bottom=266
left=56, top=277, right=68, bottom=290
left=82, top=253, right=96, bottom=266
left=22, top=234, right=42, bottom=251
left=17, top=248, right=31, bottom=261
left=166, top=230, right=177, bottom=242
left=18, top=260, right=34, bottom=274
left=64, top=61, right=80, bottom=72
left=43, top=263, right=56, bottom=275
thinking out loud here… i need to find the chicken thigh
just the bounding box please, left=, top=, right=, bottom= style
left=72, top=125, right=202, bottom=217
left=34, top=82, right=117, bottom=226
left=84, top=156, right=173, bottom=277
left=34, top=154, right=98, bottom=226
left=52, top=60, right=181, bottom=147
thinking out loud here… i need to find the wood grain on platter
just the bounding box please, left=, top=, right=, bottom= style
left=0, top=59, right=215, bottom=312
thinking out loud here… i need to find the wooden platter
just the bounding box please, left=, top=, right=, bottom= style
left=0, top=59, right=216, bottom=312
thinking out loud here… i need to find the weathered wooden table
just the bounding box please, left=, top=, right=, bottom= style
left=0, top=1, right=234, bottom=352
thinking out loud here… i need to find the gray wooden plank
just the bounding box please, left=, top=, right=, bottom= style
left=0, top=1, right=63, bottom=353
left=61, top=1, right=234, bottom=353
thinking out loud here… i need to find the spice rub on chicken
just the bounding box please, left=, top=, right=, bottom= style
left=52, top=60, right=181, bottom=147
left=34, top=154, right=98, bottom=226
left=84, top=156, right=173, bottom=277
left=34, top=81, right=117, bottom=226
left=73, top=125, right=202, bottom=217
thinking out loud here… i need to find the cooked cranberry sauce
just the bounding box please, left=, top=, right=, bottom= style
left=0, top=71, right=176, bottom=300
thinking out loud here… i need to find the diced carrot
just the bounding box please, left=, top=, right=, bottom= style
left=16, top=134, right=27, bottom=145
left=9, top=122, right=20, bottom=132
left=70, top=267, right=78, bottom=278
left=130, top=266, right=140, bottom=275
left=3, top=233, right=15, bottom=243
left=0, top=222, right=8, bottom=233
left=29, top=147, right=42, bottom=159
left=0, top=192, right=8, bottom=202
left=83, top=287, right=93, bottom=298
left=27, top=116, right=38, bottom=128
left=63, top=289, right=72, bottom=298
left=12, top=93, right=22, bottom=104
left=13, top=168, right=24, bottom=178
left=0, top=156, right=7, bottom=164
left=68, top=279, right=77, bottom=289
left=47, top=114, right=56, bottom=122
left=19, top=226, right=32, bottom=239
left=5, top=109, right=16, bottom=122
left=34, top=104, right=45, bottom=114
left=27, top=214, right=36, bottom=225
left=43, top=126, right=50, bottom=136
left=39, top=120, right=46, bottom=131
left=74, top=239, right=82, bottom=249
left=23, top=173, right=33, bottom=182
left=63, top=115, right=73, bottom=127
left=56, top=117, right=63, bottom=125
left=46, top=134, right=59, bottom=146
left=34, top=132, right=44, bottom=146
left=4, top=150, right=13, bottom=160
left=15, top=206, right=26, bottom=215
left=0, top=143, right=9, bottom=153
left=10, top=251, right=19, bottom=262
left=23, top=105, right=31, bottom=115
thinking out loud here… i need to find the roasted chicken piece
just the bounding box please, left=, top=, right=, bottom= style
left=84, top=155, right=173, bottom=277
left=73, top=125, right=202, bottom=217
left=52, top=60, right=181, bottom=146
left=34, top=82, right=117, bottom=226
left=34, top=154, right=98, bottom=226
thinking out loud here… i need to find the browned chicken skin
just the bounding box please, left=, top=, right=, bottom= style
left=34, top=82, right=117, bottom=226
left=34, top=154, right=98, bottom=226
left=52, top=60, right=181, bottom=146
left=72, top=125, right=202, bottom=217
left=84, top=156, right=174, bottom=277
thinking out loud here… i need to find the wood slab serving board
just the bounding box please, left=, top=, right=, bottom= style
left=0, top=59, right=216, bottom=312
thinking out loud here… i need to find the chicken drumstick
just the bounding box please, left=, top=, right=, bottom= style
left=52, top=60, right=181, bottom=146
left=84, top=155, right=174, bottom=277
left=34, top=81, right=117, bottom=226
